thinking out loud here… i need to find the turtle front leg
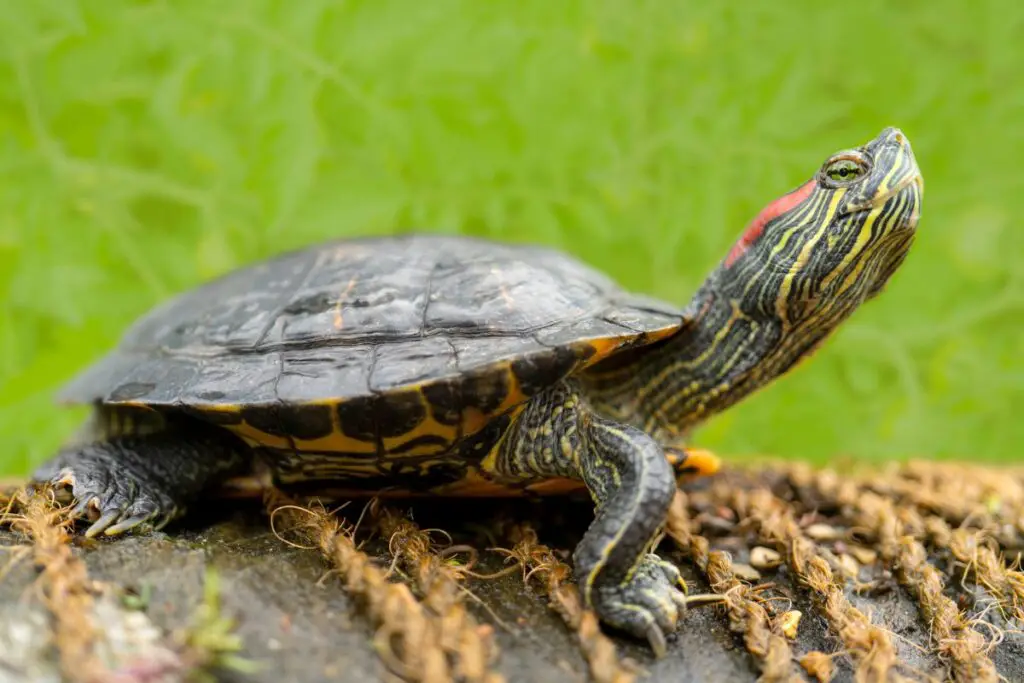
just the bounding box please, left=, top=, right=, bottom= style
left=32, top=426, right=248, bottom=538
left=493, top=381, right=683, bottom=655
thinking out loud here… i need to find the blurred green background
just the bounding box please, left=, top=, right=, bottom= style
left=1, top=1, right=1022, bottom=476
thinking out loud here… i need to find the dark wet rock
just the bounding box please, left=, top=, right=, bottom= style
left=2, top=493, right=1023, bottom=683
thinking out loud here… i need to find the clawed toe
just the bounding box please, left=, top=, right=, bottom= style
left=85, top=509, right=124, bottom=537
left=70, top=494, right=100, bottom=519
left=645, top=622, right=668, bottom=658
left=646, top=553, right=687, bottom=592
left=588, top=554, right=688, bottom=657
left=31, top=430, right=237, bottom=540
left=38, top=463, right=169, bottom=538
left=670, top=587, right=688, bottom=611
left=103, top=513, right=158, bottom=536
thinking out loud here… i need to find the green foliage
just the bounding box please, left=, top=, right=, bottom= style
left=1, top=0, right=1022, bottom=475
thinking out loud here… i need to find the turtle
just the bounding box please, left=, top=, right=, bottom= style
left=33, top=126, right=922, bottom=654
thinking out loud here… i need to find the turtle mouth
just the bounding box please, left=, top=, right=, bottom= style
left=883, top=171, right=923, bottom=202
left=847, top=171, right=923, bottom=214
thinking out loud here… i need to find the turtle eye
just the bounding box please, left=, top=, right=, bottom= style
left=822, top=155, right=869, bottom=186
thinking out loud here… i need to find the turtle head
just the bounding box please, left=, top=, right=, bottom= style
left=717, top=126, right=923, bottom=323
left=628, top=128, right=924, bottom=434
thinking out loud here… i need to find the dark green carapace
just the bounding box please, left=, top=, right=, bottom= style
left=35, top=127, right=923, bottom=653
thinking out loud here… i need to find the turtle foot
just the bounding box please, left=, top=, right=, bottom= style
left=32, top=429, right=246, bottom=538
left=589, top=553, right=688, bottom=657
left=34, top=442, right=182, bottom=537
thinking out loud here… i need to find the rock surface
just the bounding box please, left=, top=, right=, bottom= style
left=3, top=464, right=1024, bottom=683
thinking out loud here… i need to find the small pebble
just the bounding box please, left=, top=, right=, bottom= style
left=805, top=523, right=844, bottom=541
left=698, top=514, right=736, bottom=535
left=750, top=546, right=782, bottom=569
left=779, top=610, right=802, bottom=639
left=837, top=553, right=859, bottom=579
left=731, top=563, right=761, bottom=582
left=848, top=545, right=878, bottom=565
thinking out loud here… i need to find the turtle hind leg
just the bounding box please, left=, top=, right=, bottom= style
left=492, top=381, right=683, bottom=655
left=32, top=427, right=248, bottom=538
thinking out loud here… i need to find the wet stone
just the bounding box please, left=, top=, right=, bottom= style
left=2, top=467, right=1024, bottom=683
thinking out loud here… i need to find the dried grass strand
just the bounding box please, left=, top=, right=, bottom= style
left=496, top=524, right=639, bottom=683
left=266, top=490, right=482, bottom=683
left=718, top=484, right=905, bottom=683
left=666, top=490, right=801, bottom=683
left=373, top=503, right=504, bottom=683
left=5, top=487, right=105, bottom=683
left=788, top=465, right=999, bottom=683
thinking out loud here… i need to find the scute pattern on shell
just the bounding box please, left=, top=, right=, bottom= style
left=60, top=234, right=684, bottom=410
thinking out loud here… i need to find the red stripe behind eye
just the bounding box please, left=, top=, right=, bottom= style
left=724, top=180, right=816, bottom=267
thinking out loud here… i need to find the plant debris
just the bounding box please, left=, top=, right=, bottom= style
left=665, top=490, right=801, bottom=682
left=711, top=483, right=905, bottom=682
left=0, top=487, right=253, bottom=683
left=787, top=464, right=1001, bottom=683
left=7, top=487, right=105, bottom=682
left=371, top=503, right=503, bottom=683
left=265, top=489, right=499, bottom=683
left=494, top=523, right=640, bottom=683
left=5, top=458, right=1024, bottom=682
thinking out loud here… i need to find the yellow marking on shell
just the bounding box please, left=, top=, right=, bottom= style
left=297, top=432, right=379, bottom=454
left=222, top=421, right=380, bottom=455
left=459, top=406, right=494, bottom=438
left=461, top=363, right=528, bottom=437
left=383, top=427, right=460, bottom=454
left=576, top=337, right=622, bottom=366
left=275, top=455, right=384, bottom=485
left=223, top=423, right=291, bottom=450
left=221, top=374, right=522, bottom=459
left=381, top=390, right=460, bottom=455
left=332, top=277, right=358, bottom=330
left=113, top=400, right=149, bottom=408
left=574, top=325, right=680, bottom=371
left=198, top=404, right=242, bottom=413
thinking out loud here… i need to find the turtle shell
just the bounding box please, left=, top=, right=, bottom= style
left=60, top=235, right=684, bottom=485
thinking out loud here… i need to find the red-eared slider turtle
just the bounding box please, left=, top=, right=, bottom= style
left=34, top=127, right=922, bottom=653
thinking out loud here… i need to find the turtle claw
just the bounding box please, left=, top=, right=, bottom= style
left=670, top=587, right=689, bottom=612
left=648, top=553, right=688, bottom=593
left=646, top=623, right=668, bottom=658
left=588, top=554, right=686, bottom=657
left=85, top=509, right=123, bottom=538
left=33, top=446, right=181, bottom=538
left=153, top=508, right=180, bottom=532
left=103, top=513, right=156, bottom=537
